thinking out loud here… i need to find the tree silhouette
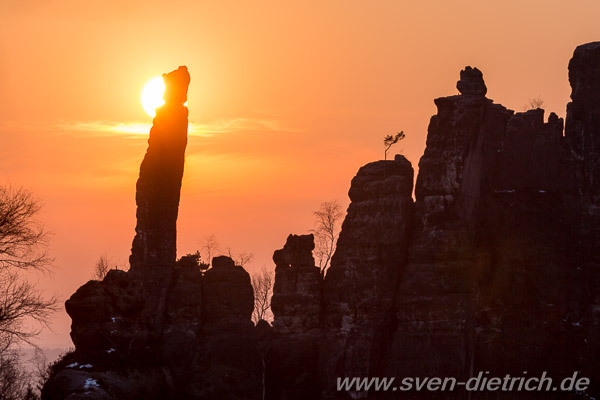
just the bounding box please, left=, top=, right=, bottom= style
left=177, top=251, right=209, bottom=271
left=383, top=131, right=405, bottom=160
left=200, top=234, right=220, bottom=266
left=311, top=200, right=344, bottom=274
left=0, top=185, right=56, bottom=399
left=0, top=349, right=30, bottom=400
left=92, top=255, right=111, bottom=280
left=251, top=267, right=274, bottom=323
left=226, top=248, right=254, bottom=267
left=523, top=95, right=545, bottom=111
left=0, top=186, right=56, bottom=350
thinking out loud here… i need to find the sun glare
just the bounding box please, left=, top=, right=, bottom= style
left=141, top=77, right=165, bottom=118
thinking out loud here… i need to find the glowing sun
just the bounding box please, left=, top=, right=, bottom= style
left=141, top=77, right=165, bottom=118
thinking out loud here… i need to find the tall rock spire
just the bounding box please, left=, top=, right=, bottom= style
left=129, top=66, right=190, bottom=273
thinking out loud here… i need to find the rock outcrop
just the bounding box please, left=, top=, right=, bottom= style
left=130, top=65, right=190, bottom=274
left=320, top=155, right=413, bottom=389
left=42, top=68, right=262, bottom=400
left=267, top=234, right=322, bottom=399
left=268, top=43, right=600, bottom=399
left=456, top=66, right=487, bottom=96
left=45, top=43, right=600, bottom=400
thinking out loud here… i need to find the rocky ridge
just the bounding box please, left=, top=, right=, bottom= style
left=43, top=43, right=600, bottom=400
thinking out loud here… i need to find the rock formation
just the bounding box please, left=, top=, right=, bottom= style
left=456, top=66, right=487, bottom=96
left=42, top=67, right=262, bottom=400
left=267, top=234, right=322, bottom=399
left=320, top=155, right=413, bottom=386
left=130, top=65, right=190, bottom=273
left=44, top=43, right=600, bottom=400
left=269, top=42, right=600, bottom=399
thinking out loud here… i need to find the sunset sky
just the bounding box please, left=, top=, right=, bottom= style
left=1, top=0, right=599, bottom=348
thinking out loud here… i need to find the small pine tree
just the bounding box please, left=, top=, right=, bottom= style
left=383, top=131, right=406, bottom=160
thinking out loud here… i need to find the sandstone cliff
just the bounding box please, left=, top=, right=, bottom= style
left=270, top=42, right=600, bottom=399
left=44, top=43, right=600, bottom=400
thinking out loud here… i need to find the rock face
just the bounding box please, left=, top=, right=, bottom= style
left=267, top=234, right=322, bottom=399
left=271, top=234, right=321, bottom=335
left=320, top=155, right=414, bottom=387
left=268, top=45, right=600, bottom=400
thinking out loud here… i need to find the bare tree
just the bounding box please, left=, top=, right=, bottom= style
left=92, top=255, right=112, bottom=280
left=383, top=131, right=406, bottom=160
left=236, top=251, right=254, bottom=267
left=0, top=185, right=57, bottom=352
left=200, top=234, right=220, bottom=266
left=0, top=186, right=50, bottom=272
left=251, top=267, right=274, bottom=324
left=523, top=95, right=545, bottom=111
left=32, top=347, right=48, bottom=395
left=0, top=273, right=56, bottom=351
left=311, top=200, right=344, bottom=274
left=226, top=248, right=254, bottom=267
left=0, top=349, right=30, bottom=400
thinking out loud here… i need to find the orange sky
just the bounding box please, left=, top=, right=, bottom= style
left=1, top=0, right=599, bottom=348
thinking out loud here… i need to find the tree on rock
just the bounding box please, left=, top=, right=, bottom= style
left=384, top=131, right=405, bottom=160
left=251, top=267, right=274, bottom=323
left=177, top=251, right=210, bottom=271
left=92, top=255, right=112, bottom=280
left=311, top=200, right=344, bottom=274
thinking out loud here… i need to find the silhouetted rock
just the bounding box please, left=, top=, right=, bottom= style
left=319, top=155, right=413, bottom=390
left=271, top=234, right=321, bottom=334
left=456, top=65, right=487, bottom=95
left=269, top=52, right=600, bottom=399
left=65, top=270, right=145, bottom=358
left=46, top=44, right=600, bottom=400
left=564, top=41, right=600, bottom=394
left=203, top=255, right=254, bottom=323
left=129, top=66, right=190, bottom=274
left=44, top=67, right=262, bottom=400
left=267, top=234, right=322, bottom=400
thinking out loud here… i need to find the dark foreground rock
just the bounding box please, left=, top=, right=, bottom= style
left=269, top=42, right=600, bottom=400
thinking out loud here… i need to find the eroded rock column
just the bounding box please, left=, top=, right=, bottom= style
left=130, top=66, right=191, bottom=273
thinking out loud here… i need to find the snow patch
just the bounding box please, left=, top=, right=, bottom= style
left=83, top=378, right=99, bottom=389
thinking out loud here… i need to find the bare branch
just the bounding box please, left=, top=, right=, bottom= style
left=523, top=95, right=545, bottom=111
left=0, top=272, right=58, bottom=347
left=251, top=267, right=274, bottom=324
left=200, top=234, right=220, bottom=266
left=0, top=186, right=52, bottom=272
left=0, top=349, right=30, bottom=400
left=310, top=200, right=344, bottom=274
left=92, top=255, right=112, bottom=280
left=0, top=184, right=57, bottom=355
